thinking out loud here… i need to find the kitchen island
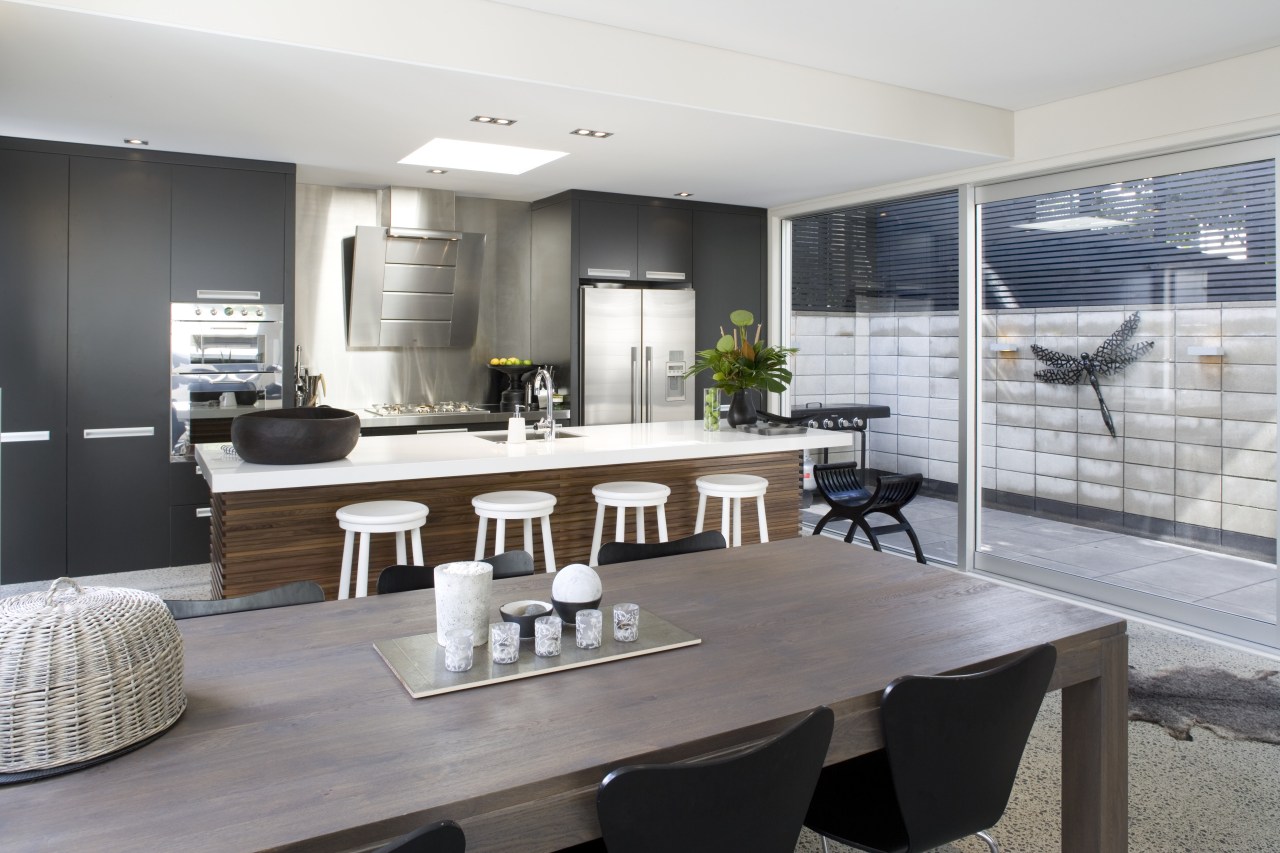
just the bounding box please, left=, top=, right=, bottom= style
left=196, top=420, right=851, bottom=598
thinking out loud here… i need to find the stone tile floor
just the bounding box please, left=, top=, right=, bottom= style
left=802, top=493, right=1278, bottom=625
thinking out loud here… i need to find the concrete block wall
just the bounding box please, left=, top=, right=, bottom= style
left=791, top=301, right=1277, bottom=553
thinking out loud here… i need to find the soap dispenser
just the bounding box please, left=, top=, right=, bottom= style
left=507, top=404, right=526, bottom=444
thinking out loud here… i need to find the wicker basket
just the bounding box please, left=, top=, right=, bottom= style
left=0, top=578, right=186, bottom=773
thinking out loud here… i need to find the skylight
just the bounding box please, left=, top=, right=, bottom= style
left=398, top=138, right=567, bottom=175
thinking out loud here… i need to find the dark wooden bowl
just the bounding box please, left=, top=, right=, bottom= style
left=230, top=407, right=360, bottom=465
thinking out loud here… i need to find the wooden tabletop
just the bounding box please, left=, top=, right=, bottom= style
left=2, top=537, right=1127, bottom=852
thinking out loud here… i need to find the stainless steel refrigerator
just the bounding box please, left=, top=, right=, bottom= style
left=580, top=287, right=696, bottom=425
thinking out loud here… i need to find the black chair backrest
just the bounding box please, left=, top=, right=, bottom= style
left=596, top=531, right=727, bottom=566
left=165, top=581, right=325, bottom=619
left=883, top=644, right=1057, bottom=852
left=595, top=706, right=834, bottom=853
left=486, top=550, right=535, bottom=579
left=866, top=473, right=922, bottom=512
left=373, top=819, right=465, bottom=853
left=377, top=564, right=434, bottom=595
left=812, top=462, right=868, bottom=504
left=377, top=552, right=534, bottom=595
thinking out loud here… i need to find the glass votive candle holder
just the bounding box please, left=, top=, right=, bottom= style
left=443, top=628, right=474, bottom=672
left=534, top=614, right=562, bottom=657
left=576, top=608, right=603, bottom=649
left=490, top=622, right=520, bottom=664
left=613, top=602, right=640, bottom=642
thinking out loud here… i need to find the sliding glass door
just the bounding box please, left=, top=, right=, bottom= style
left=974, top=138, right=1279, bottom=647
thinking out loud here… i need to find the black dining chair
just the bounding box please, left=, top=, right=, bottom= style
left=596, top=531, right=727, bottom=566
left=811, top=462, right=927, bottom=564
left=563, top=706, right=833, bottom=853
left=376, top=551, right=536, bottom=595
left=164, top=581, right=325, bottom=619
left=373, top=819, right=465, bottom=853
left=804, top=644, right=1058, bottom=853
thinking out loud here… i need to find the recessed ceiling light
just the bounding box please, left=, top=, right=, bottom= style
left=674, top=192, right=693, bottom=198
left=123, top=138, right=148, bottom=145
left=1012, top=216, right=1131, bottom=232
left=472, top=115, right=516, bottom=126
left=571, top=128, right=613, bottom=138
left=399, top=138, right=567, bottom=175
left=427, top=168, right=448, bottom=175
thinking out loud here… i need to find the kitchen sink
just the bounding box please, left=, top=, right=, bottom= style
left=473, top=430, right=584, bottom=443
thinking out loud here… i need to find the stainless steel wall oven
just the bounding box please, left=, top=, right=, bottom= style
left=171, top=302, right=284, bottom=459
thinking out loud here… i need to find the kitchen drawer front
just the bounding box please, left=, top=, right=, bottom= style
left=170, top=503, right=212, bottom=567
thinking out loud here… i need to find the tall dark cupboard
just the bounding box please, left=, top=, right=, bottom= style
left=0, top=149, right=70, bottom=583
left=0, top=137, right=294, bottom=585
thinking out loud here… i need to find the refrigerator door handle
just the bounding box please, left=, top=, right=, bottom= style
left=645, top=346, right=654, bottom=422
left=630, top=346, right=639, bottom=423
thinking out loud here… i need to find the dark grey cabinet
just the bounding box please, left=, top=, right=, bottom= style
left=171, top=165, right=288, bottom=303
left=638, top=205, right=692, bottom=283
left=578, top=200, right=637, bottom=279
left=0, top=149, right=69, bottom=584
left=576, top=200, right=694, bottom=283
left=692, top=209, right=767, bottom=405
left=67, top=157, right=172, bottom=575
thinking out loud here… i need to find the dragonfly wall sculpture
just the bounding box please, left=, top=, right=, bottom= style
left=1030, top=311, right=1155, bottom=438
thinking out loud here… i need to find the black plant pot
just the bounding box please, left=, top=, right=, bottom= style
left=727, top=390, right=758, bottom=427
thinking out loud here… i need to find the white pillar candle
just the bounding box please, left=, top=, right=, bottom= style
left=434, top=561, right=493, bottom=647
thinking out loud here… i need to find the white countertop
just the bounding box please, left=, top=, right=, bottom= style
left=195, top=420, right=852, bottom=493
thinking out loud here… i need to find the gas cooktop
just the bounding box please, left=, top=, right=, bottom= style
left=365, top=401, right=493, bottom=417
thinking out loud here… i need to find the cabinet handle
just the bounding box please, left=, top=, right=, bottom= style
left=83, top=427, right=155, bottom=439
left=587, top=268, right=631, bottom=278
left=196, top=289, right=261, bottom=300
left=195, top=507, right=212, bottom=518
left=645, top=271, right=686, bottom=281
left=1, top=430, right=51, bottom=443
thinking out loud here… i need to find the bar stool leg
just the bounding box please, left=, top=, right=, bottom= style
left=410, top=528, right=424, bottom=565
left=589, top=502, right=607, bottom=567
left=540, top=513, right=557, bottom=573
left=636, top=506, right=647, bottom=543
left=756, top=495, right=769, bottom=543
left=615, top=506, right=625, bottom=543
left=356, top=532, right=372, bottom=598
left=720, top=497, right=732, bottom=546
left=695, top=493, right=708, bottom=533
left=732, top=497, right=743, bottom=547
left=656, top=503, right=669, bottom=542
left=474, top=517, right=489, bottom=560
left=395, top=530, right=407, bottom=565
left=523, top=517, right=534, bottom=555
left=339, top=529, right=356, bottom=600
left=494, top=519, right=506, bottom=556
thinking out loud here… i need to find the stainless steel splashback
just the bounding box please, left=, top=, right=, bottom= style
left=347, top=187, right=486, bottom=347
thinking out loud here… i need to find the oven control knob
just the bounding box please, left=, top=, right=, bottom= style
left=239, top=307, right=248, bottom=315
left=852, top=417, right=865, bottom=429
left=223, top=306, right=234, bottom=316
left=805, top=418, right=820, bottom=429
left=821, top=418, right=835, bottom=429
left=837, top=417, right=852, bottom=429
left=193, top=307, right=202, bottom=316
left=255, top=307, right=264, bottom=316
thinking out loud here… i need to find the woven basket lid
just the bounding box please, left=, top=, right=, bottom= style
left=0, top=578, right=186, bottom=773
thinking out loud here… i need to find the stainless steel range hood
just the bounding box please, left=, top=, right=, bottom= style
left=348, top=187, right=485, bottom=348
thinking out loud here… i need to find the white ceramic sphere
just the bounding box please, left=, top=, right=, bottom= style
left=551, top=563, right=603, bottom=603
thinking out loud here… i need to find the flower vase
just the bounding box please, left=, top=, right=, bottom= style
left=727, top=390, right=758, bottom=427
left=703, top=388, right=721, bottom=431
left=434, top=561, right=493, bottom=646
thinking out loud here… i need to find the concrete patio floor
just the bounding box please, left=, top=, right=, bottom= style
left=801, top=494, right=1278, bottom=625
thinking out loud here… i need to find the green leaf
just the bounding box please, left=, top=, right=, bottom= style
left=729, top=309, right=754, bottom=327
left=715, top=334, right=736, bottom=353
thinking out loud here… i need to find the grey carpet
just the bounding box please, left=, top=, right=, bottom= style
left=1129, top=665, right=1280, bottom=744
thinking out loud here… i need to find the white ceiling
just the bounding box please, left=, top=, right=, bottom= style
left=3, top=0, right=1279, bottom=208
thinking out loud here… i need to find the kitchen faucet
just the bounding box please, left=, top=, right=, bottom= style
left=533, top=367, right=557, bottom=441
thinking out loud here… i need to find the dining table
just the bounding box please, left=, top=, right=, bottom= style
left=0, top=536, right=1127, bottom=852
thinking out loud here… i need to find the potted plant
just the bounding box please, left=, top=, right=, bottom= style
left=685, top=309, right=797, bottom=427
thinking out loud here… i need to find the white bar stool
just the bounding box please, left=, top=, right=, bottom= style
left=472, top=490, right=558, bottom=573
left=694, top=474, right=769, bottom=548
left=336, top=500, right=428, bottom=599
left=589, top=481, right=672, bottom=566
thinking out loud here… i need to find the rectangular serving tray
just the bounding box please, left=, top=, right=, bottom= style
left=373, top=608, right=700, bottom=699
